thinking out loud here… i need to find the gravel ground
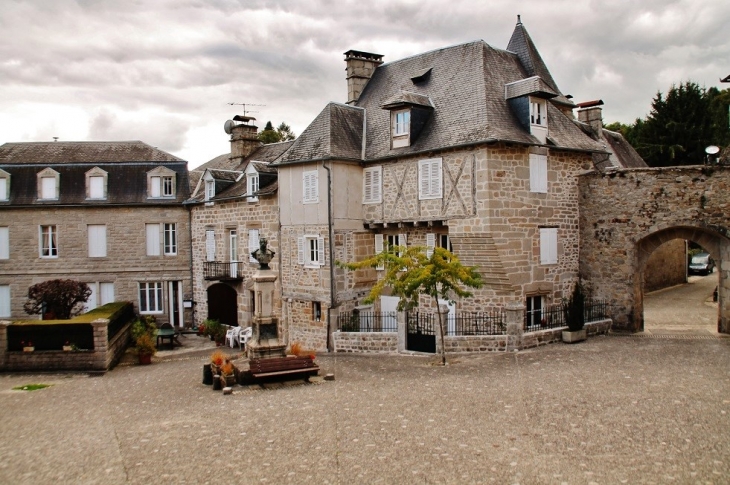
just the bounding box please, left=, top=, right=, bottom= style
left=1, top=333, right=729, bottom=484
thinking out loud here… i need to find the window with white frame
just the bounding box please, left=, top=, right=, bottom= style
left=148, top=168, right=176, bottom=198
left=0, top=171, right=10, bottom=201
left=40, top=225, right=58, bottom=258
left=39, top=175, right=58, bottom=200
left=530, top=99, right=547, bottom=126
left=162, top=176, right=174, bottom=197
left=374, top=233, right=406, bottom=269
left=426, top=232, right=452, bottom=257
left=205, top=180, right=215, bottom=201
left=164, top=223, right=177, bottom=255
left=0, top=227, right=8, bottom=259
left=229, top=230, right=238, bottom=261
left=205, top=229, right=215, bottom=261
left=529, top=153, right=548, bottom=193
left=418, top=158, right=442, bottom=200
left=525, top=295, right=544, bottom=328
left=539, top=227, right=558, bottom=265
left=298, top=235, right=324, bottom=267
left=363, top=166, right=382, bottom=204
left=139, top=282, right=163, bottom=314
left=303, top=170, right=318, bottom=204
left=247, top=173, right=259, bottom=202
left=391, top=109, right=411, bottom=148
left=248, top=229, right=259, bottom=263
left=0, top=285, right=10, bottom=317
left=88, top=224, right=107, bottom=258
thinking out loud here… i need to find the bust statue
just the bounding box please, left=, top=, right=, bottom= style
left=251, top=237, right=275, bottom=270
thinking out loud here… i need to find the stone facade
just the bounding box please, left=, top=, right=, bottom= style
left=644, top=239, right=686, bottom=292
left=579, top=166, right=730, bottom=332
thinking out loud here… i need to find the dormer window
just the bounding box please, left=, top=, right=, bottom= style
left=382, top=91, right=434, bottom=150
left=85, top=167, right=108, bottom=200
left=247, top=173, right=259, bottom=202
left=205, top=180, right=215, bottom=201
left=147, top=166, right=176, bottom=199
left=0, top=169, right=10, bottom=201
left=37, top=168, right=59, bottom=200
left=391, top=109, right=410, bottom=148
left=530, top=99, right=546, bottom=126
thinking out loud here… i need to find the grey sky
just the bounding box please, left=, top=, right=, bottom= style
left=1, top=0, right=728, bottom=168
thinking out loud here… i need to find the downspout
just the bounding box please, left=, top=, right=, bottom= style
left=186, top=203, right=195, bottom=328
left=323, top=160, right=337, bottom=352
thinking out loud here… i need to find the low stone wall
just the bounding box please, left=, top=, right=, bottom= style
left=521, top=319, right=612, bottom=349
left=333, top=331, right=398, bottom=353
left=440, top=335, right=508, bottom=353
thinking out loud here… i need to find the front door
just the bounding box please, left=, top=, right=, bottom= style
left=168, top=281, right=184, bottom=328
left=380, top=296, right=400, bottom=332
left=207, top=283, right=238, bottom=327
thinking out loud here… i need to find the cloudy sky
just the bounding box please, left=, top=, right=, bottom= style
left=1, top=0, right=728, bottom=168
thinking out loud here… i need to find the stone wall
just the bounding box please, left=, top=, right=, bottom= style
left=333, top=331, right=398, bottom=353
left=579, top=166, right=730, bottom=332
left=644, top=239, right=686, bottom=292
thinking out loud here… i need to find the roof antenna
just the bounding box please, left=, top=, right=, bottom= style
left=517, top=14, right=522, bottom=25
left=228, top=102, right=265, bottom=118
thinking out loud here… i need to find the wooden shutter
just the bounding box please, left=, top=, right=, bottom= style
left=100, top=283, right=115, bottom=305
left=363, top=169, right=373, bottom=202
left=205, top=230, right=215, bottom=261
left=303, top=171, right=318, bottom=203
left=540, top=228, right=558, bottom=265
left=90, top=176, right=104, bottom=198
left=87, top=283, right=98, bottom=310
left=41, top=177, right=56, bottom=199
left=0, top=178, right=6, bottom=200
left=88, top=225, right=107, bottom=257
left=317, top=236, right=325, bottom=266
left=375, top=234, right=384, bottom=270
left=0, top=227, right=8, bottom=259
left=297, top=237, right=305, bottom=265
left=426, top=233, right=435, bottom=258
left=150, top=176, right=161, bottom=197
left=419, top=158, right=442, bottom=199
left=248, top=229, right=259, bottom=263
left=431, top=160, right=442, bottom=198
left=0, top=285, right=10, bottom=317
left=530, top=154, right=547, bottom=193
left=146, top=224, right=160, bottom=256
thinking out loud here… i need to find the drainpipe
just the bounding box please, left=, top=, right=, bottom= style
left=186, top=204, right=195, bottom=328
left=323, top=160, right=337, bottom=352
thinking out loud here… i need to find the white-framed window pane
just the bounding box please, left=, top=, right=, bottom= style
left=41, top=177, right=56, bottom=199
left=88, top=224, right=107, bottom=257
left=247, top=174, right=259, bottom=201
left=205, top=181, right=215, bottom=200
left=418, top=158, right=442, bottom=200
left=151, top=176, right=161, bottom=197
left=146, top=223, right=161, bottom=256
left=309, top=238, right=318, bottom=264
left=300, top=235, right=324, bottom=267
left=164, top=223, right=177, bottom=255
left=530, top=154, right=548, bottom=193
left=248, top=229, right=259, bottom=263
left=525, top=295, right=544, bottom=328
left=229, top=230, right=238, bottom=261
left=139, top=282, right=163, bottom=313
left=0, top=227, right=8, bottom=259
left=0, top=177, right=8, bottom=200
left=394, top=110, right=410, bottom=135
left=89, top=176, right=104, bottom=199
left=539, top=227, right=558, bottom=265
left=100, top=282, right=115, bottom=305
left=40, top=225, right=58, bottom=257
left=205, top=230, right=215, bottom=261
left=0, top=285, right=10, bottom=317
left=303, top=170, right=318, bottom=203
left=162, top=176, right=174, bottom=196
left=363, top=166, right=382, bottom=204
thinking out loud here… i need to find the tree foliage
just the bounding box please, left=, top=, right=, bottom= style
left=258, top=121, right=296, bottom=144
left=23, top=279, right=92, bottom=319
left=338, top=244, right=483, bottom=365
left=607, top=82, right=730, bottom=167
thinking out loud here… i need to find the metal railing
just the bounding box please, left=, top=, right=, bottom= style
left=408, top=310, right=506, bottom=336
left=337, top=311, right=398, bottom=332
left=203, top=261, right=244, bottom=280
left=524, top=299, right=610, bottom=332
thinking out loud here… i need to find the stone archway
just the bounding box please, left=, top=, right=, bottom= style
left=206, top=283, right=238, bottom=326
left=634, top=225, right=728, bottom=333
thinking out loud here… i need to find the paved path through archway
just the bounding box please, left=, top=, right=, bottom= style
left=643, top=273, right=719, bottom=336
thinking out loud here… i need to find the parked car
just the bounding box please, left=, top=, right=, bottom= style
left=688, top=252, right=715, bottom=275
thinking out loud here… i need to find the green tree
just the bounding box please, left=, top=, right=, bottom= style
left=258, top=121, right=296, bottom=144
left=338, top=244, right=482, bottom=365
left=276, top=122, right=296, bottom=141
left=23, top=279, right=92, bottom=319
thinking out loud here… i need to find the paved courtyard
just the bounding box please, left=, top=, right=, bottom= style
left=1, top=332, right=729, bottom=484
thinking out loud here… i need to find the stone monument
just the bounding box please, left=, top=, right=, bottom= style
left=247, top=238, right=286, bottom=359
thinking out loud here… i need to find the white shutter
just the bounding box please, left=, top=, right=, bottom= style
left=151, top=176, right=161, bottom=197
left=100, top=283, right=114, bottom=305
left=431, top=160, right=442, bottom=198
left=146, top=224, right=161, bottom=256
left=0, top=227, right=8, bottom=259
left=372, top=167, right=381, bottom=203
left=88, top=225, right=107, bottom=257
left=426, top=233, right=435, bottom=258
left=398, top=233, right=407, bottom=248
left=297, top=237, right=305, bottom=265
left=41, top=177, right=56, bottom=199
left=248, top=229, right=259, bottom=263
left=0, top=285, right=10, bottom=317
left=363, top=169, right=372, bottom=202
left=303, top=171, right=318, bottom=203
left=375, top=234, right=384, bottom=270
left=0, top=178, right=7, bottom=200
left=419, top=158, right=442, bottom=199
left=87, top=283, right=98, bottom=310
left=530, top=154, right=547, bottom=193
left=90, top=176, right=104, bottom=198
left=540, top=228, right=558, bottom=265
left=205, top=230, right=215, bottom=261
left=317, top=236, right=325, bottom=266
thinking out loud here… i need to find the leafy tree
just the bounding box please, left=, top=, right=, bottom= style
left=258, top=121, right=297, bottom=144
left=276, top=122, right=296, bottom=141
left=23, top=279, right=92, bottom=319
left=338, top=244, right=482, bottom=365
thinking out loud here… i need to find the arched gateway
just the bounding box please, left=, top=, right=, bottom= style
left=579, top=166, right=730, bottom=333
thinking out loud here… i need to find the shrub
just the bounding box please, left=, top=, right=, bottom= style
left=24, top=279, right=92, bottom=319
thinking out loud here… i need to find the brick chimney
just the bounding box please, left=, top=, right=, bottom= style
left=229, top=119, right=261, bottom=165
left=344, top=50, right=383, bottom=105
left=577, top=100, right=604, bottom=138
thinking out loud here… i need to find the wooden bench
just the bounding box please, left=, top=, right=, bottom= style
left=243, top=356, right=319, bottom=384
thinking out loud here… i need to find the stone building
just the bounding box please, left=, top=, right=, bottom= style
left=0, top=141, right=192, bottom=326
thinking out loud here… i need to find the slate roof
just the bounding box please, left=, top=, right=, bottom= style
left=573, top=120, right=647, bottom=170
left=0, top=141, right=184, bottom=164
left=195, top=153, right=236, bottom=172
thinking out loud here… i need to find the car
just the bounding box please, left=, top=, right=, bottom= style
left=688, top=252, right=715, bottom=275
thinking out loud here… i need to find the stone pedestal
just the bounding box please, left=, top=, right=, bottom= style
left=247, top=269, right=286, bottom=359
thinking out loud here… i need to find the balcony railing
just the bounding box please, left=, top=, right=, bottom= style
left=204, top=261, right=244, bottom=281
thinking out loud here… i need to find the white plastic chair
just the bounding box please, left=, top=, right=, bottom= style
left=225, top=326, right=240, bottom=348
left=238, top=327, right=252, bottom=350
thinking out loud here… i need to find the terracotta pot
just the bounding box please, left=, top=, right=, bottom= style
left=138, top=353, right=152, bottom=365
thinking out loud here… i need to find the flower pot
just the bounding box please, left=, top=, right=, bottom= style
left=562, top=328, right=587, bottom=344
left=23, top=346, right=35, bottom=352
left=138, top=353, right=153, bottom=365
left=221, top=374, right=236, bottom=387
left=63, top=345, right=73, bottom=352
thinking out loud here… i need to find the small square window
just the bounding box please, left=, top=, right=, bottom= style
left=312, top=302, right=322, bottom=321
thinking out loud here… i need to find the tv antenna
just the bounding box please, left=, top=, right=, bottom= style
left=228, top=102, right=265, bottom=117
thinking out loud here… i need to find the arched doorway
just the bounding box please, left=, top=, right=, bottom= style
left=206, top=283, right=238, bottom=327
left=635, top=225, right=729, bottom=333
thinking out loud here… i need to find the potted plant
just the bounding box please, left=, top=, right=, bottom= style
left=562, top=282, right=586, bottom=343
left=210, top=349, right=226, bottom=375
left=63, top=340, right=73, bottom=351
left=131, top=317, right=158, bottom=364
left=220, top=361, right=236, bottom=387
left=21, top=340, right=34, bottom=352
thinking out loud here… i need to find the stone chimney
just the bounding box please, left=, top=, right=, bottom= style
left=577, top=100, right=604, bottom=138
left=344, top=50, right=383, bottom=105
left=229, top=119, right=261, bottom=166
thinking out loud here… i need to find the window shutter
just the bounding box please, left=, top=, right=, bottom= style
left=41, top=177, right=56, bottom=199
left=297, top=237, right=305, bottom=265
left=100, top=283, right=115, bottom=305
left=431, top=160, right=442, bottom=198
left=540, top=228, right=558, bottom=265
left=317, top=236, right=325, bottom=266
left=374, top=234, right=384, bottom=270
left=146, top=224, right=160, bottom=256
left=419, top=159, right=442, bottom=199
left=151, top=176, right=161, bottom=197
left=363, top=169, right=372, bottom=202
left=426, top=233, right=435, bottom=258
left=530, top=154, right=547, bottom=193
left=90, top=176, right=104, bottom=198
left=248, top=229, right=259, bottom=263
left=205, top=230, right=215, bottom=261
left=0, top=178, right=6, bottom=200
left=0, top=227, right=8, bottom=260
left=88, top=225, right=107, bottom=257
left=0, top=285, right=10, bottom=317
left=87, top=283, right=98, bottom=310
left=419, top=162, right=429, bottom=199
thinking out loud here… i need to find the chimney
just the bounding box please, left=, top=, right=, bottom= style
left=576, top=100, right=604, bottom=137
left=344, top=50, right=383, bottom=105
left=228, top=116, right=261, bottom=165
